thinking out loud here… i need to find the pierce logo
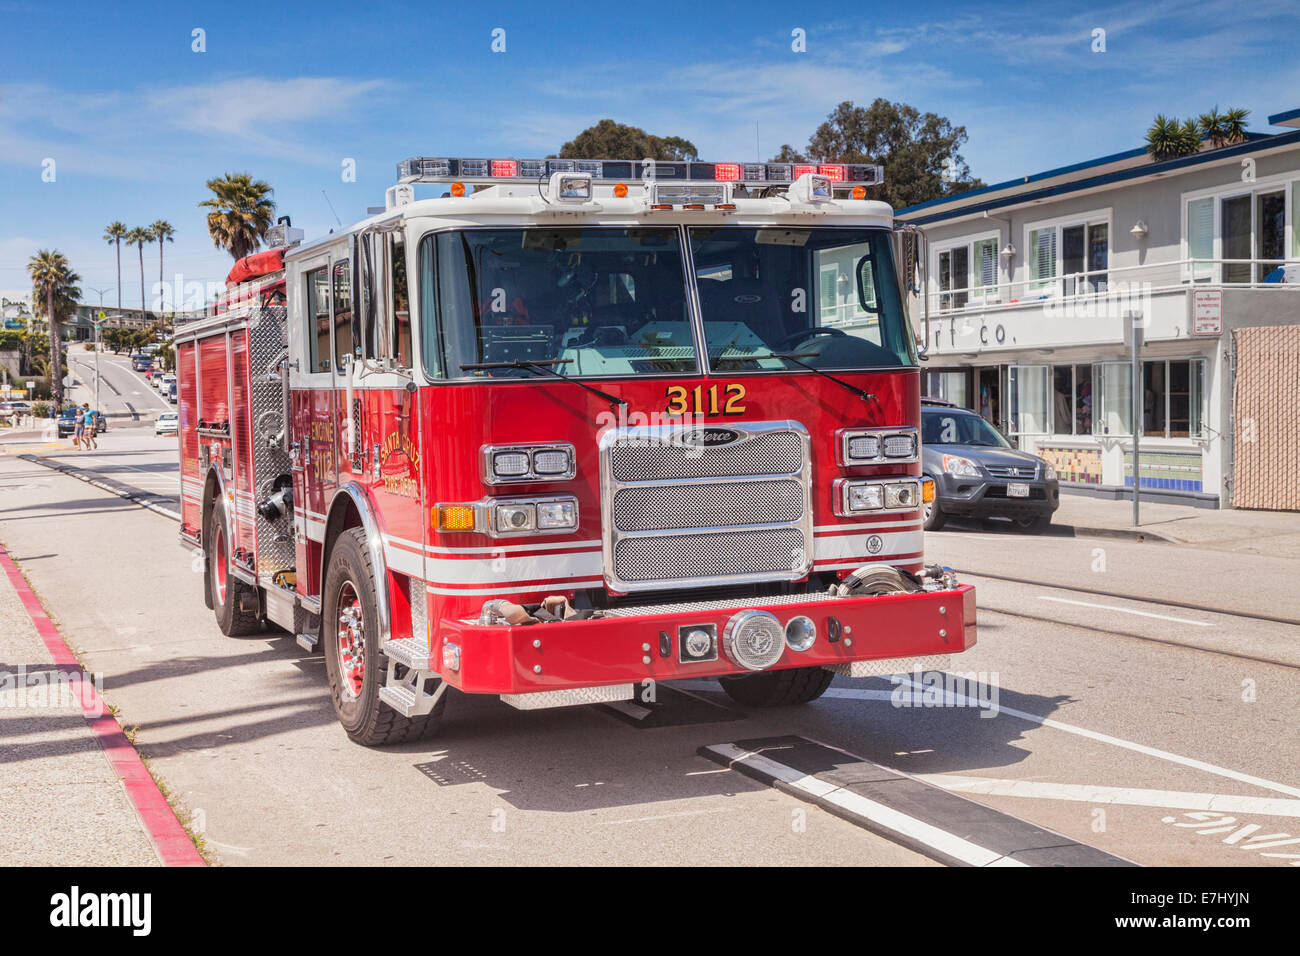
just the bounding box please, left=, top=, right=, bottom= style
left=678, top=427, right=740, bottom=447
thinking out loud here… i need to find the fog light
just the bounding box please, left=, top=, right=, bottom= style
left=679, top=625, right=717, bottom=663
left=536, top=499, right=576, bottom=530
left=495, top=503, right=536, bottom=533
left=785, top=616, right=816, bottom=652
left=722, top=610, right=785, bottom=671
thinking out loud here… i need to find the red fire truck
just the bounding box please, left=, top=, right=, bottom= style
left=175, top=157, right=975, bottom=745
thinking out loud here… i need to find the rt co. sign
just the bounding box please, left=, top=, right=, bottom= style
left=1192, top=288, right=1223, bottom=336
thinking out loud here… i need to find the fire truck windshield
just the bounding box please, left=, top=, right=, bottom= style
left=419, top=225, right=914, bottom=380
left=693, top=227, right=915, bottom=372
left=422, top=227, right=698, bottom=379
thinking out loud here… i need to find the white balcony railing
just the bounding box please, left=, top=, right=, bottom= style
left=921, top=257, right=1300, bottom=320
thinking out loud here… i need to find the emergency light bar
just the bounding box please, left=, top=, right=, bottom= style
left=397, top=156, right=884, bottom=188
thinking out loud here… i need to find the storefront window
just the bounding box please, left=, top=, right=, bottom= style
left=1051, top=364, right=1094, bottom=435
left=925, top=370, right=970, bottom=408
left=1142, top=358, right=1206, bottom=438
left=1095, top=362, right=1132, bottom=436
left=1008, top=365, right=1050, bottom=436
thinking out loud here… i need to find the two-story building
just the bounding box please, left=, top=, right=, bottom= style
left=896, top=107, right=1300, bottom=510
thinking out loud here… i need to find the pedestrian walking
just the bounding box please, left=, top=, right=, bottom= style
left=72, top=405, right=84, bottom=450
left=81, top=403, right=97, bottom=451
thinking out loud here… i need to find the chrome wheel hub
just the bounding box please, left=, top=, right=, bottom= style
left=336, top=581, right=365, bottom=701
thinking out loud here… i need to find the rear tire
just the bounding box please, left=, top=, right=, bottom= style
left=719, top=666, right=834, bottom=707
left=322, top=528, right=444, bottom=746
left=207, top=497, right=261, bottom=636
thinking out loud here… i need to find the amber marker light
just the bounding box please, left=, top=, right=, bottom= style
left=437, top=504, right=477, bottom=531
left=613, top=183, right=628, bottom=198
left=450, top=181, right=466, bottom=197
left=851, top=185, right=866, bottom=200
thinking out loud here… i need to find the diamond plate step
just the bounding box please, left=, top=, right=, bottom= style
left=382, top=638, right=436, bottom=670
left=378, top=684, right=419, bottom=718
left=295, top=632, right=319, bottom=652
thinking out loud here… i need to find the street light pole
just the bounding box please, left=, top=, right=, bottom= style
left=87, top=287, right=113, bottom=413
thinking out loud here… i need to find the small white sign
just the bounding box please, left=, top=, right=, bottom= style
left=1192, top=289, right=1222, bottom=336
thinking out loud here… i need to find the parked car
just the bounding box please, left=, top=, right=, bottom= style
left=132, top=354, right=153, bottom=372
left=920, top=399, right=1059, bottom=532
left=56, top=407, right=107, bottom=437
left=168, top=381, right=178, bottom=404
left=155, top=410, right=179, bottom=436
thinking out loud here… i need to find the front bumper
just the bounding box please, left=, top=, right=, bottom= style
left=934, top=472, right=1059, bottom=519
left=434, top=584, right=976, bottom=695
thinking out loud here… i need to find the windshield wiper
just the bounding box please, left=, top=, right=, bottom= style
left=460, top=358, right=628, bottom=413
left=716, top=350, right=875, bottom=403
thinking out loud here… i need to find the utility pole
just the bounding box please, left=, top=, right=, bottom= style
left=1128, top=309, right=1144, bottom=526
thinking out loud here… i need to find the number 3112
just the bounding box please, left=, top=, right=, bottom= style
left=665, top=383, right=746, bottom=416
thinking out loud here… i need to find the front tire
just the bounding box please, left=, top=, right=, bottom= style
left=922, top=478, right=947, bottom=531
left=719, top=666, right=834, bottom=707
left=322, top=528, right=444, bottom=746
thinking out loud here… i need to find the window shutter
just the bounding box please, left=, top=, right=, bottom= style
left=1186, top=197, right=1213, bottom=279
left=1029, top=228, right=1056, bottom=284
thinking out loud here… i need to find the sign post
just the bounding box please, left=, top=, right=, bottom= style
left=94, top=312, right=104, bottom=412
left=1127, top=310, right=1144, bottom=526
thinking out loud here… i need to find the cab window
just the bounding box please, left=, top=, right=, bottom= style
left=305, top=266, right=331, bottom=373
left=333, top=259, right=353, bottom=367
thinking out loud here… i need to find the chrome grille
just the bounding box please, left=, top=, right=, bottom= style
left=986, top=464, right=1036, bottom=479
left=614, top=528, right=807, bottom=582
left=613, top=479, right=803, bottom=532
left=600, top=421, right=812, bottom=592
left=610, top=431, right=801, bottom=481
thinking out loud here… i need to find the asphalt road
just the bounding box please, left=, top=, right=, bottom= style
left=1, top=440, right=1296, bottom=867
left=67, top=351, right=172, bottom=421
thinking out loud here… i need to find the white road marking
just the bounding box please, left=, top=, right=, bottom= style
left=1036, top=595, right=1213, bottom=626
left=915, top=775, right=1300, bottom=818
left=707, top=743, right=1025, bottom=867
left=597, top=807, right=737, bottom=825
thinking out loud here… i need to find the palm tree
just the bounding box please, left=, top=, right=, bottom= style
left=1222, top=107, right=1251, bottom=146
left=150, top=220, right=175, bottom=290
left=1145, top=114, right=1201, bottom=162
left=126, top=226, right=153, bottom=320
left=199, top=173, right=275, bottom=261
left=26, top=250, right=81, bottom=406
left=1178, top=118, right=1202, bottom=155
left=103, top=222, right=127, bottom=312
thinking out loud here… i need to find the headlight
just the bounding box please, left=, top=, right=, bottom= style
left=839, top=427, right=919, bottom=464
left=848, top=483, right=883, bottom=512
left=942, top=454, right=982, bottom=478
left=1043, top=463, right=1057, bottom=481
left=835, top=478, right=920, bottom=515
left=437, top=495, right=579, bottom=536
left=495, top=503, right=536, bottom=533
left=536, top=499, right=577, bottom=529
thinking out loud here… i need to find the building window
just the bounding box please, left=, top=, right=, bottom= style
left=1007, top=364, right=1050, bottom=436
left=934, top=233, right=1001, bottom=311
left=333, top=259, right=353, bottom=368
left=924, top=370, right=970, bottom=408
left=1142, top=358, right=1205, bottom=438
left=1094, top=362, right=1132, bottom=436
left=1185, top=183, right=1296, bottom=284
left=1051, top=364, right=1094, bottom=435
left=1027, top=215, right=1109, bottom=294
left=938, top=245, right=968, bottom=310
left=305, top=265, right=331, bottom=373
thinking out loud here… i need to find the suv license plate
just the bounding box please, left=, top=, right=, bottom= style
left=1008, top=482, right=1030, bottom=498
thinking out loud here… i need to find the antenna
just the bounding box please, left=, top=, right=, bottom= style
left=321, top=190, right=343, bottom=228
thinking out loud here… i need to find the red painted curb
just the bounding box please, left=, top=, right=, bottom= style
left=0, top=542, right=205, bottom=867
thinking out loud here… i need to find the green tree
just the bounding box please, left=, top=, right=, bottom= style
left=150, top=220, right=175, bottom=290
left=793, top=99, right=984, bottom=209
left=770, top=144, right=808, bottom=163
left=103, top=221, right=127, bottom=313
left=155, top=340, right=175, bottom=373
left=557, top=120, right=699, bottom=162
left=200, top=173, right=276, bottom=261
left=1146, top=113, right=1204, bottom=161
left=26, top=250, right=80, bottom=406
left=1197, top=106, right=1250, bottom=148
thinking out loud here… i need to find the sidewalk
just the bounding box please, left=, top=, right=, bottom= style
left=1054, top=492, right=1300, bottom=558
left=0, top=542, right=200, bottom=865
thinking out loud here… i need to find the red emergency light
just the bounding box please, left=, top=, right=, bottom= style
left=491, top=160, right=518, bottom=178
left=818, top=164, right=847, bottom=182
left=713, top=163, right=741, bottom=181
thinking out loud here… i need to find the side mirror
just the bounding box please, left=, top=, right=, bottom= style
left=855, top=255, right=874, bottom=312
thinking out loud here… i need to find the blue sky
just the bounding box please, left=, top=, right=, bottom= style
left=1, top=0, right=1296, bottom=306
